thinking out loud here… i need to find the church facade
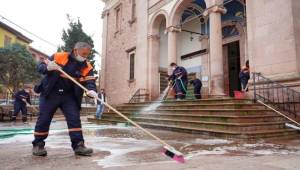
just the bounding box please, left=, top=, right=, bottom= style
left=100, top=0, right=300, bottom=104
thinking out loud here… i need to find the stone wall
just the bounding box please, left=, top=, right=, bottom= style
left=291, top=0, right=300, bottom=72
left=101, top=0, right=138, bottom=104
left=247, top=0, right=298, bottom=76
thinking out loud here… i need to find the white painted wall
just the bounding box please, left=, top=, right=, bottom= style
left=177, top=19, right=204, bottom=73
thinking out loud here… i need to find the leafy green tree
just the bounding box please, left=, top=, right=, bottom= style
left=58, top=16, right=97, bottom=71
left=0, top=43, right=40, bottom=92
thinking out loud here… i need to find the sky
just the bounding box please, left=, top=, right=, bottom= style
left=0, top=0, right=104, bottom=70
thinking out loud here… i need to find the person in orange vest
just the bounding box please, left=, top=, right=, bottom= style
left=32, top=42, right=98, bottom=156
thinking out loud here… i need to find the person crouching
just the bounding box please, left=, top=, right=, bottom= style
left=190, top=78, right=202, bottom=99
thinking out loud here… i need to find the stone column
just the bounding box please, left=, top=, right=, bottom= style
left=167, top=26, right=180, bottom=75
left=204, top=3, right=227, bottom=96
left=148, top=34, right=160, bottom=99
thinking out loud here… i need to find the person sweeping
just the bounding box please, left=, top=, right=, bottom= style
left=51, top=59, right=185, bottom=163
left=12, top=85, right=32, bottom=124
left=32, top=42, right=98, bottom=157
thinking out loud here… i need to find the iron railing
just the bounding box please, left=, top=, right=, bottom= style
left=252, top=72, right=300, bottom=117
left=129, top=88, right=149, bottom=103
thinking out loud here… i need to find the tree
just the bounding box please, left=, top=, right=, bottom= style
left=58, top=16, right=97, bottom=72
left=0, top=43, right=40, bottom=92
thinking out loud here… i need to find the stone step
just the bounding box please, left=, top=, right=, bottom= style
left=127, top=98, right=253, bottom=105
left=160, top=77, right=168, bottom=80
left=132, top=117, right=288, bottom=131
left=137, top=122, right=299, bottom=139
left=101, top=110, right=276, bottom=117
left=88, top=117, right=298, bottom=139
left=160, top=71, right=168, bottom=73
left=101, top=113, right=285, bottom=123
left=160, top=84, right=168, bottom=88
left=99, top=114, right=286, bottom=123
left=99, top=115, right=288, bottom=131
left=117, top=103, right=266, bottom=110
left=113, top=108, right=275, bottom=116
left=160, top=76, right=168, bottom=80
left=119, top=102, right=262, bottom=106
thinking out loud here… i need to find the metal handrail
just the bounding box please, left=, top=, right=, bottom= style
left=253, top=72, right=300, bottom=117
left=129, top=88, right=149, bottom=103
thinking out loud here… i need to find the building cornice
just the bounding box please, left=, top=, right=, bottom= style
left=0, top=21, right=32, bottom=43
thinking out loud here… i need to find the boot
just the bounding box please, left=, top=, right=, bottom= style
left=22, top=116, right=28, bottom=123
left=32, top=142, right=47, bottom=156
left=74, top=141, right=93, bottom=156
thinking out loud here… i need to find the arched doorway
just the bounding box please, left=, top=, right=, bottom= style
left=148, top=11, right=168, bottom=99
left=176, top=0, right=208, bottom=85
left=169, top=0, right=209, bottom=95
left=222, top=0, right=247, bottom=96
left=167, top=0, right=247, bottom=97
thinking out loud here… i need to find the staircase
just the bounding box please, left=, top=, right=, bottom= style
left=159, top=70, right=168, bottom=93
left=88, top=98, right=299, bottom=139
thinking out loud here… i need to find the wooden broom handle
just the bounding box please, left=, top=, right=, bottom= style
left=57, top=68, right=173, bottom=148
left=25, top=101, right=39, bottom=113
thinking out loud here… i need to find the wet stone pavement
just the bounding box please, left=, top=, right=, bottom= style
left=1, top=118, right=300, bottom=170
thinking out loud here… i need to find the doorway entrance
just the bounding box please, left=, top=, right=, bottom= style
left=224, top=41, right=241, bottom=97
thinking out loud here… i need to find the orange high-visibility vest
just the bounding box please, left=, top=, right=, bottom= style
left=53, top=52, right=94, bottom=82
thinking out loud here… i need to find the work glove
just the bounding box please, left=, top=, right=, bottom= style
left=86, top=90, right=98, bottom=98
left=47, top=61, right=61, bottom=71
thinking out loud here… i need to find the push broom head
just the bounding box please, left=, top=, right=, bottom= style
left=162, top=146, right=185, bottom=163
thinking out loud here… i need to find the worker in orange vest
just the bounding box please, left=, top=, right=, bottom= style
left=32, top=42, right=98, bottom=157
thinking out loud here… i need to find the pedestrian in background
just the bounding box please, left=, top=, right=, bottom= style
left=95, top=89, right=106, bottom=119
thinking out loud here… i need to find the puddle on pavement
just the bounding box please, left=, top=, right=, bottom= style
left=1, top=121, right=300, bottom=168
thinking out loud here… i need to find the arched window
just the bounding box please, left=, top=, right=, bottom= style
left=180, top=0, right=206, bottom=25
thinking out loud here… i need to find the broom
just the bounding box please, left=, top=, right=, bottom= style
left=57, top=68, right=185, bottom=163
left=19, top=95, right=39, bottom=114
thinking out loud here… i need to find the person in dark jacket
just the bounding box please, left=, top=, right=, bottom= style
left=239, top=66, right=250, bottom=92
left=12, top=85, right=31, bottom=123
left=190, top=78, right=202, bottom=99
left=32, top=42, right=97, bottom=157
left=245, top=60, right=250, bottom=71
left=95, top=89, right=106, bottom=119
left=168, top=63, right=188, bottom=100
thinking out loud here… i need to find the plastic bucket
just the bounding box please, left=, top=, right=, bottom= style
left=234, top=91, right=245, bottom=99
